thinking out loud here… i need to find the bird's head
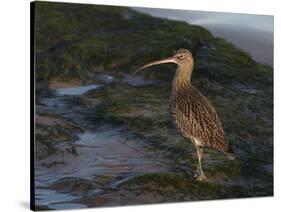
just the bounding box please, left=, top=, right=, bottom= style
left=134, top=48, right=193, bottom=74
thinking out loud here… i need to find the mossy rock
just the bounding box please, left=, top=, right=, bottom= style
left=34, top=204, right=52, bottom=211
left=34, top=2, right=272, bottom=87
left=121, top=173, right=249, bottom=200
left=35, top=123, right=79, bottom=159
left=50, top=177, right=94, bottom=194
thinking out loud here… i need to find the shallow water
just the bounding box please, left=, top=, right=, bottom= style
left=56, top=84, right=102, bottom=96
left=35, top=188, right=86, bottom=210
left=35, top=127, right=167, bottom=208
left=35, top=78, right=168, bottom=208
left=54, top=75, right=156, bottom=97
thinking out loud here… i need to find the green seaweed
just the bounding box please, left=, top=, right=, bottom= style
left=34, top=2, right=272, bottom=86
left=35, top=123, right=78, bottom=159
left=121, top=173, right=250, bottom=200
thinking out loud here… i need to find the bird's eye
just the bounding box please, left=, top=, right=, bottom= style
left=178, top=54, right=184, bottom=59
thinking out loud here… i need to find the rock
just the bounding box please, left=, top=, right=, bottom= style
left=50, top=177, right=94, bottom=193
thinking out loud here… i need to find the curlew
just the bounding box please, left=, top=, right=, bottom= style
left=135, top=49, right=235, bottom=181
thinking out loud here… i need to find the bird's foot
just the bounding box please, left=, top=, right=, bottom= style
left=193, top=174, right=207, bottom=182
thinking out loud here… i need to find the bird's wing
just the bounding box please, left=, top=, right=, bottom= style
left=171, top=86, right=229, bottom=152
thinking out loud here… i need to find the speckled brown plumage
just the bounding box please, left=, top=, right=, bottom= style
left=135, top=48, right=235, bottom=180
left=170, top=83, right=233, bottom=155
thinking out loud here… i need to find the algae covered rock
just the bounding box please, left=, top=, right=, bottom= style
left=50, top=177, right=94, bottom=193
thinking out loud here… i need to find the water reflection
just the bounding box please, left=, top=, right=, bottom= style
left=56, top=84, right=102, bottom=96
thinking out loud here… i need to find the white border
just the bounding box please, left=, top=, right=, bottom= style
left=0, top=0, right=278, bottom=211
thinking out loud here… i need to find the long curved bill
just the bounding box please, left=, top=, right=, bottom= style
left=134, top=56, right=176, bottom=74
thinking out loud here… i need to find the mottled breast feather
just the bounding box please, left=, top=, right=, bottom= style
left=170, top=84, right=231, bottom=154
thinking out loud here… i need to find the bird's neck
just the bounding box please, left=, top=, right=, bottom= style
left=172, top=65, right=193, bottom=95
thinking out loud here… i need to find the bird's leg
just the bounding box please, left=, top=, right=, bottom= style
left=196, top=147, right=202, bottom=173
left=195, top=146, right=207, bottom=181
